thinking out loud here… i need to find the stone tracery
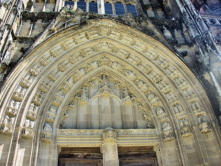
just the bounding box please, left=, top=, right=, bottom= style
left=59, top=74, right=153, bottom=129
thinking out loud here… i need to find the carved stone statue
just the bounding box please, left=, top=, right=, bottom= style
left=179, top=118, right=191, bottom=137
left=162, top=122, right=174, bottom=141
left=198, top=114, right=211, bottom=134
left=1, top=115, right=14, bottom=134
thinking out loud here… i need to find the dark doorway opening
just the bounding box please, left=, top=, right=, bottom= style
left=58, top=146, right=158, bottom=166
left=118, top=146, right=158, bottom=166
left=58, top=147, right=102, bottom=166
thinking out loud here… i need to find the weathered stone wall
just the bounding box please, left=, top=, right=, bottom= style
left=0, top=0, right=221, bottom=166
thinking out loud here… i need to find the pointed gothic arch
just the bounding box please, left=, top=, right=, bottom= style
left=0, top=19, right=220, bottom=166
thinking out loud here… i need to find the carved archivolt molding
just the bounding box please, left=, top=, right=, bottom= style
left=0, top=19, right=214, bottom=144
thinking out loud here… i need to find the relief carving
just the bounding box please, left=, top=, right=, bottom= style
left=30, top=65, right=41, bottom=76
left=164, top=91, right=177, bottom=103
left=20, top=74, right=33, bottom=88
left=111, top=61, right=121, bottom=70
left=12, top=86, right=26, bottom=102
left=22, top=119, right=35, bottom=138
left=136, top=79, right=148, bottom=92
left=0, top=115, right=14, bottom=134
left=162, top=121, right=174, bottom=141
left=190, top=100, right=201, bottom=113
left=172, top=103, right=184, bottom=114
left=7, top=100, right=20, bottom=116
left=164, top=65, right=178, bottom=78
left=89, top=61, right=99, bottom=70
left=155, top=106, right=166, bottom=116
left=179, top=118, right=191, bottom=137
left=58, top=60, right=69, bottom=72
left=27, top=103, right=38, bottom=120
left=39, top=80, right=52, bottom=93
left=197, top=114, right=211, bottom=134
left=60, top=81, right=72, bottom=94
left=51, top=95, right=63, bottom=107
left=41, top=123, right=52, bottom=143
left=155, top=58, right=169, bottom=69
left=146, top=92, right=161, bottom=106
left=182, top=87, right=196, bottom=99
left=124, top=70, right=136, bottom=81
left=32, top=91, right=44, bottom=106
left=156, top=80, right=171, bottom=94
left=39, top=57, right=50, bottom=67
left=148, top=71, right=162, bottom=83
left=45, top=106, right=57, bottom=123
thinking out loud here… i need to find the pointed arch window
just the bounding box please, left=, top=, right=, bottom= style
left=89, top=1, right=98, bottom=13
left=77, top=0, right=86, bottom=12
left=105, top=2, right=113, bottom=15
left=126, top=4, right=137, bottom=16
left=115, top=2, right=125, bottom=15
left=65, top=1, right=74, bottom=9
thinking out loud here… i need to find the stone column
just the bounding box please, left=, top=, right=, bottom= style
left=102, top=128, right=119, bottom=166
left=154, top=144, right=162, bottom=166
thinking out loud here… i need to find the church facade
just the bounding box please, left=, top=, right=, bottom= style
left=0, top=0, right=221, bottom=166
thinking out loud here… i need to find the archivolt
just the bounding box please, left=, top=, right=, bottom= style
left=0, top=19, right=219, bottom=165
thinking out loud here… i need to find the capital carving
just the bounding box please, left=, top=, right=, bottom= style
left=102, top=128, right=117, bottom=144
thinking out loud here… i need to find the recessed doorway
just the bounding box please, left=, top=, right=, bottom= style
left=58, top=146, right=157, bottom=166
left=118, top=146, right=158, bottom=166
left=58, top=147, right=102, bottom=166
